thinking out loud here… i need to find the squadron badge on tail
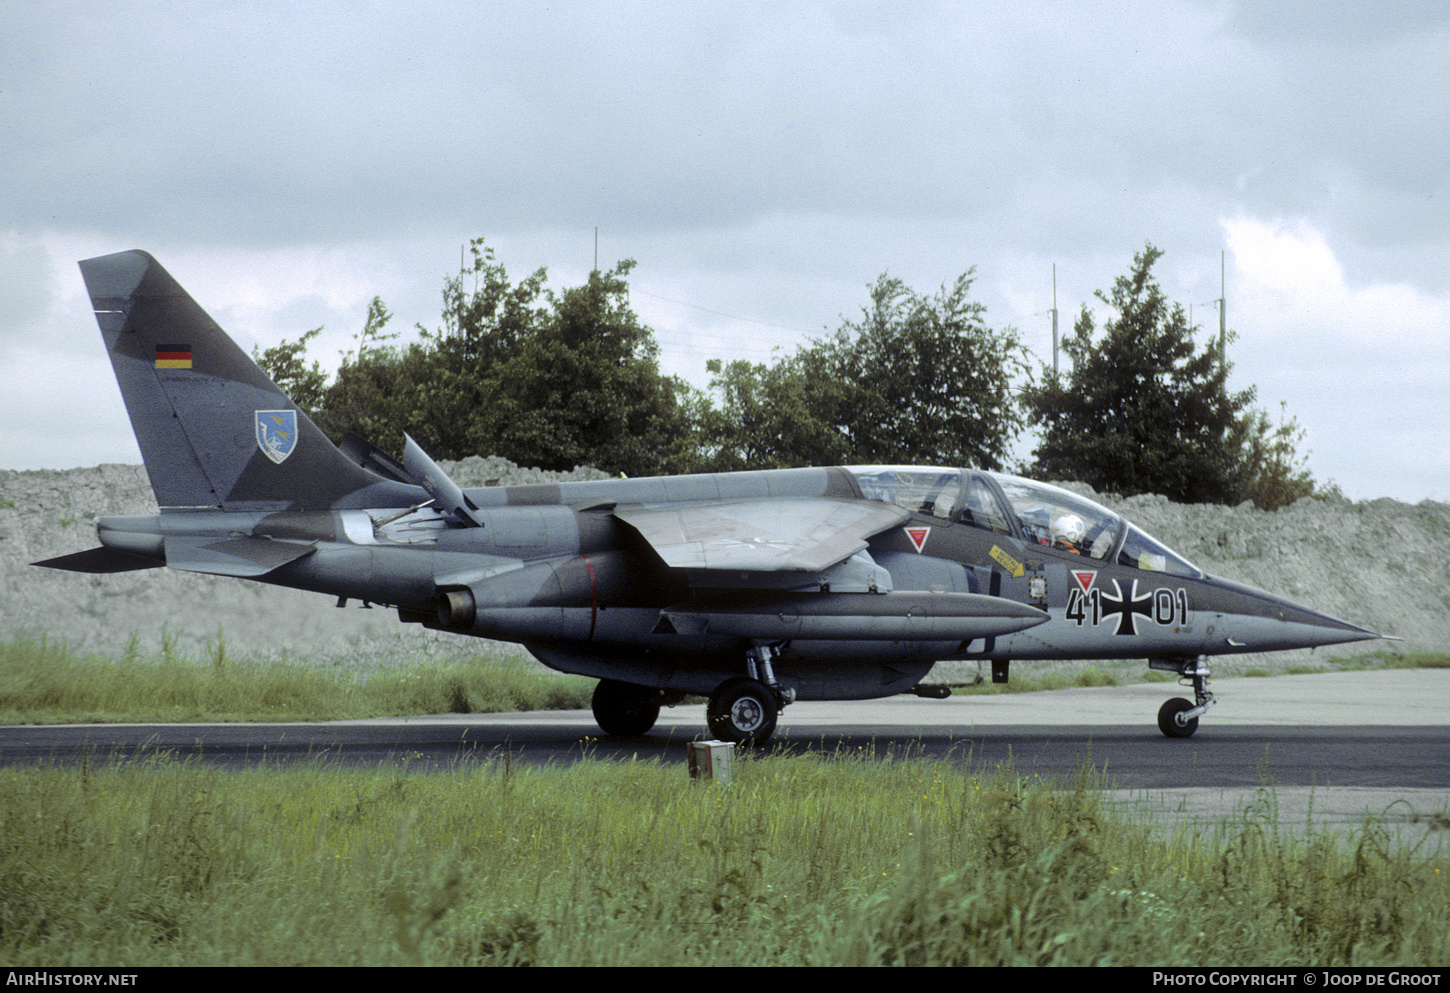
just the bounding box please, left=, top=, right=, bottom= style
left=256, top=410, right=298, bottom=464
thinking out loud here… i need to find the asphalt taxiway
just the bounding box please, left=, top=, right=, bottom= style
left=3, top=670, right=1446, bottom=844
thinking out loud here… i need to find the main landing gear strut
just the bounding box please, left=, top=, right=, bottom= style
left=1150, top=655, right=1215, bottom=738
left=591, top=643, right=795, bottom=745
left=707, top=643, right=794, bottom=745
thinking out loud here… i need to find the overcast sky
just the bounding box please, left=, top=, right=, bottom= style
left=3, top=1, right=1446, bottom=503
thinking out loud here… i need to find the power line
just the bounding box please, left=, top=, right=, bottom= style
left=631, top=287, right=822, bottom=337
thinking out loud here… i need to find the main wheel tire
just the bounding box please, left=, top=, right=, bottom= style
left=592, top=679, right=661, bottom=736
left=706, top=677, right=778, bottom=745
left=1157, top=697, right=1199, bottom=738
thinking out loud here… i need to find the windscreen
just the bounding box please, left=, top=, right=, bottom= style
left=1118, top=525, right=1203, bottom=578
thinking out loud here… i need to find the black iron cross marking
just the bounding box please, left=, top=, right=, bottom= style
left=1099, top=579, right=1154, bottom=636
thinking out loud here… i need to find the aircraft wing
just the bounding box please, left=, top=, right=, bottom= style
left=612, top=498, right=911, bottom=575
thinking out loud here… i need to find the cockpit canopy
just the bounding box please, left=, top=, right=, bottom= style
left=847, top=466, right=1202, bottom=578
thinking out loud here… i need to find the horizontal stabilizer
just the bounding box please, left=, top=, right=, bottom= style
left=32, top=547, right=165, bottom=573
left=164, top=535, right=316, bottom=577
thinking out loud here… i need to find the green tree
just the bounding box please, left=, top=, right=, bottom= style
left=477, top=260, right=707, bottom=477
left=1022, top=244, right=1257, bottom=504
left=261, top=238, right=706, bottom=477
left=821, top=271, right=1030, bottom=469
left=252, top=326, right=328, bottom=415
left=308, top=296, right=419, bottom=451
left=1238, top=402, right=1316, bottom=510
left=399, top=239, right=552, bottom=459
left=700, top=271, right=1030, bottom=471
left=701, top=355, right=852, bottom=471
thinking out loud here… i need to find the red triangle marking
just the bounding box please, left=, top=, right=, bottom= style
left=904, top=527, right=930, bottom=553
left=1072, top=570, right=1097, bottom=594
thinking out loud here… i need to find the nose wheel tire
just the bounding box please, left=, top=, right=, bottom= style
left=592, top=679, right=661, bottom=737
left=1157, top=697, right=1199, bottom=738
left=707, top=676, right=779, bottom=745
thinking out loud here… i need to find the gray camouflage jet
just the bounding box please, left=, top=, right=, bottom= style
left=36, top=250, right=1389, bottom=742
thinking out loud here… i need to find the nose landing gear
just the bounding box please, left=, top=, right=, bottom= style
left=1150, top=656, right=1215, bottom=738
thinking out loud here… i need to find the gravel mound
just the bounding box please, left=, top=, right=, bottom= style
left=3, top=463, right=1443, bottom=673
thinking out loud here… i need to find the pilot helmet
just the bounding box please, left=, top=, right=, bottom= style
left=1051, top=512, right=1086, bottom=546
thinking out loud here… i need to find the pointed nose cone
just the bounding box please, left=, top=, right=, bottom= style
left=1201, top=574, right=1389, bottom=654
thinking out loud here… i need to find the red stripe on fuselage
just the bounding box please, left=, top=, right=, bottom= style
left=583, top=555, right=597, bottom=641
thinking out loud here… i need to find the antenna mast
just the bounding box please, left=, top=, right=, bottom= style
left=1051, top=264, right=1059, bottom=377
left=1218, top=250, right=1226, bottom=374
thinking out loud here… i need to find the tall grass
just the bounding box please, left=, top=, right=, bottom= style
left=5, top=635, right=1445, bottom=723
left=0, top=636, right=593, bottom=724
left=2, top=752, right=1445, bottom=966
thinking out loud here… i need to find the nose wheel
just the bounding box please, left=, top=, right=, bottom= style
left=1157, top=697, right=1199, bottom=737
left=1150, top=656, right=1215, bottom=738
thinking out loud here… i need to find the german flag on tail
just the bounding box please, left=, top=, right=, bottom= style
left=155, top=344, right=192, bottom=369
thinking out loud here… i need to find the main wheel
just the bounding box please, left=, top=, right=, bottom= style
left=707, top=677, right=778, bottom=745
left=1157, top=697, right=1199, bottom=738
left=592, top=679, right=661, bottom=736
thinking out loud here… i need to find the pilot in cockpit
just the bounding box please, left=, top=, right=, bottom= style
left=1050, top=512, right=1087, bottom=554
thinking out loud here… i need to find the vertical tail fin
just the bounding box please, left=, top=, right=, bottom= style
left=80, top=250, right=416, bottom=512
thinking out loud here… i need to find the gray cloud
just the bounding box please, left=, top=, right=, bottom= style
left=2, top=1, right=1446, bottom=500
